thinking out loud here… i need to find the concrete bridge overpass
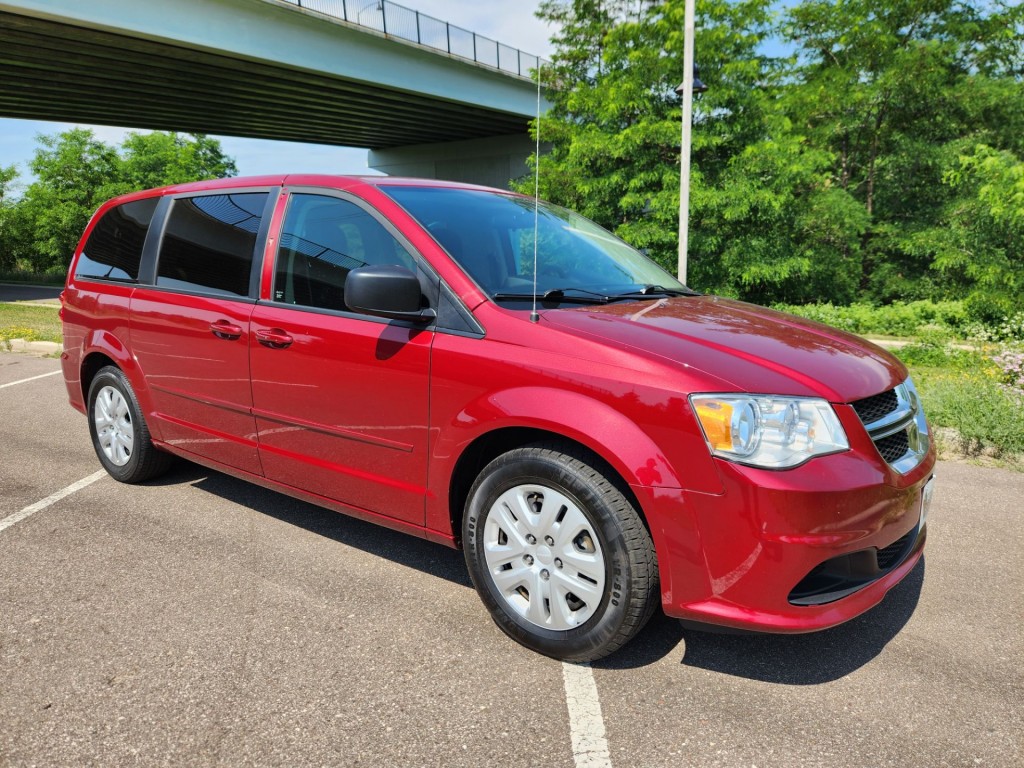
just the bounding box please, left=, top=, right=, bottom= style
left=0, top=0, right=551, bottom=186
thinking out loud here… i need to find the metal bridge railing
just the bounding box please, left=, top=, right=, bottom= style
left=280, top=0, right=546, bottom=80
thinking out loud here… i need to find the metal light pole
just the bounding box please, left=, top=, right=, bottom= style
left=675, top=0, right=707, bottom=284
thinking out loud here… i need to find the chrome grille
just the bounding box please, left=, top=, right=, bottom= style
left=851, top=380, right=929, bottom=474
left=851, top=390, right=899, bottom=424
left=875, top=430, right=910, bottom=464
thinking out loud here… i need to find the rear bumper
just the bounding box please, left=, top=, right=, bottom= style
left=643, top=445, right=935, bottom=633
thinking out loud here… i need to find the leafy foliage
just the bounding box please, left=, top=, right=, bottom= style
left=0, top=164, right=23, bottom=272
left=0, top=130, right=236, bottom=272
left=773, top=299, right=968, bottom=337
left=525, top=0, right=1023, bottom=317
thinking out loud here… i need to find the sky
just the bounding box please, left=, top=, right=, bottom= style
left=0, top=0, right=555, bottom=184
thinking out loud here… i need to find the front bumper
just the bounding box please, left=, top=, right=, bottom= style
left=643, top=441, right=935, bottom=633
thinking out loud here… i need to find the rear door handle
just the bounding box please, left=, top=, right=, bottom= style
left=210, top=320, right=243, bottom=340
left=255, top=328, right=294, bottom=349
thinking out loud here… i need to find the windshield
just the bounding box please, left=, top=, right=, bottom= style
left=381, top=186, right=688, bottom=301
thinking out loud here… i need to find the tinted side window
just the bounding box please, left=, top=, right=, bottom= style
left=75, top=198, right=158, bottom=281
left=273, top=194, right=416, bottom=312
left=156, top=192, right=268, bottom=297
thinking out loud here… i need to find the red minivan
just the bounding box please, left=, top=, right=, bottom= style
left=61, top=175, right=935, bottom=660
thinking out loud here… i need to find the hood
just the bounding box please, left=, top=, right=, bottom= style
left=541, top=296, right=906, bottom=402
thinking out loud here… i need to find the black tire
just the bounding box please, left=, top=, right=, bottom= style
left=463, top=442, right=658, bottom=661
left=87, top=366, right=172, bottom=483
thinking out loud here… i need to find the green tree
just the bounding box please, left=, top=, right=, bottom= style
left=527, top=0, right=1022, bottom=308
left=527, top=2, right=761, bottom=278
left=930, top=144, right=1024, bottom=319
left=15, top=129, right=237, bottom=272
left=19, top=129, right=121, bottom=271
left=119, top=131, right=237, bottom=190
left=0, top=164, right=24, bottom=272
left=524, top=0, right=869, bottom=302
left=782, top=0, right=1024, bottom=305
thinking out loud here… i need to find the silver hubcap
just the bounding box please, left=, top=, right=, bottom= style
left=483, top=484, right=606, bottom=630
left=94, top=385, right=134, bottom=467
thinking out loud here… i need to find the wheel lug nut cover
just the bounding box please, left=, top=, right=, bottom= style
left=540, top=569, right=550, bottom=580
left=526, top=534, right=536, bottom=544
left=545, top=536, right=554, bottom=545
left=554, top=558, right=562, bottom=568
left=524, top=554, right=534, bottom=565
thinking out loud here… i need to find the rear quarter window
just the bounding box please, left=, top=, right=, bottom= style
left=156, top=192, right=268, bottom=297
left=74, top=197, right=159, bottom=282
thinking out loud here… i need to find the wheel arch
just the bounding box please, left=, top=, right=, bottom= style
left=439, top=386, right=683, bottom=547
left=78, top=331, right=160, bottom=441
left=80, top=350, right=119, bottom=403
left=448, top=426, right=651, bottom=543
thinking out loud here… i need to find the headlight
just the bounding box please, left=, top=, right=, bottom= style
left=689, top=394, right=849, bottom=469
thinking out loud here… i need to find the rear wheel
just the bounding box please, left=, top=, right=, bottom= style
left=87, top=366, right=172, bottom=483
left=463, top=443, right=658, bottom=661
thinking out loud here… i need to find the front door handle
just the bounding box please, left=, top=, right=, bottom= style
left=255, top=328, right=294, bottom=349
left=210, top=320, right=243, bottom=340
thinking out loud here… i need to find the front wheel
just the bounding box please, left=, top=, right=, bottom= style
left=463, top=443, right=658, bottom=661
left=87, top=366, right=172, bottom=483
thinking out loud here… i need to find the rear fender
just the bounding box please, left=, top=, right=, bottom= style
left=78, top=330, right=162, bottom=441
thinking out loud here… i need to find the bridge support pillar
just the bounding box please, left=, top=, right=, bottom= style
left=368, top=134, right=536, bottom=190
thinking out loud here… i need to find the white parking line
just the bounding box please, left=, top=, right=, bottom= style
left=0, top=470, right=106, bottom=535
left=0, top=370, right=62, bottom=389
left=562, top=662, right=613, bottom=768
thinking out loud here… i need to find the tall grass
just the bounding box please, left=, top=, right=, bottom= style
left=896, top=342, right=1024, bottom=459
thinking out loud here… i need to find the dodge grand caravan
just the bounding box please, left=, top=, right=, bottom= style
left=61, top=175, right=935, bottom=661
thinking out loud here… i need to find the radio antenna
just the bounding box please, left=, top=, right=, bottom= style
left=530, top=61, right=542, bottom=324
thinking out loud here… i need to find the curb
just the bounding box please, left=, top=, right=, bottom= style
left=5, top=339, right=63, bottom=355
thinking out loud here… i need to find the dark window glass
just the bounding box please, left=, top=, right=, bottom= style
left=156, top=192, right=268, bottom=297
left=383, top=185, right=685, bottom=297
left=75, top=198, right=158, bottom=282
left=273, top=194, right=416, bottom=312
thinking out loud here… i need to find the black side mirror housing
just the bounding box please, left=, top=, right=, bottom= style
left=344, top=265, right=435, bottom=323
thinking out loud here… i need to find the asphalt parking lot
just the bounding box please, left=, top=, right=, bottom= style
left=1, top=350, right=1021, bottom=767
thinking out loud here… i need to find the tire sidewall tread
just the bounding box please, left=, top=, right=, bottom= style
left=87, top=366, right=171, bottom=484
left=464, top=441, right=658, bottom=662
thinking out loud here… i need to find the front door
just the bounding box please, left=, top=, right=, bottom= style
left=249, top=192, right=432, bottom=525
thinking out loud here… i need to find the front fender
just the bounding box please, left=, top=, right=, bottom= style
left=444, top=386, right=686, bottom=490
left=427, top=383, right=723, bottom=526
left=427, top=385, right=716, bottom=608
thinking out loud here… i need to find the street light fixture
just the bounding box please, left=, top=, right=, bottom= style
left=675, top=67, right=707, bottom=97
left=675, top=0, right=708, bottom=285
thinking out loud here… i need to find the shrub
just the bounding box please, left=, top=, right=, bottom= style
left=773, top=300, right=968, bottom=338
left=966, top=312, right=1024, bottom=343
left=992, top=346, right=1024, bottom=399
left=914, top=371, right=1024, bottom=456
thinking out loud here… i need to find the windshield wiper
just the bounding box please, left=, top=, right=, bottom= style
left=492, top=288, right=614, bottom=305
left=612, top=285, right=701, bottom=299
left=492, top=285, right=697, bottom=305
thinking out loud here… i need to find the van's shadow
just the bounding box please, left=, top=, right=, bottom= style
left=597, top=558, right=925, bottom=684
left=151, top=462, right=472, bottom=589
left=153, top=463, right=924, bottom=683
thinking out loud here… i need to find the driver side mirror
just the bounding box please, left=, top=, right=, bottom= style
left=344, top=265, right=436, bottom=323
